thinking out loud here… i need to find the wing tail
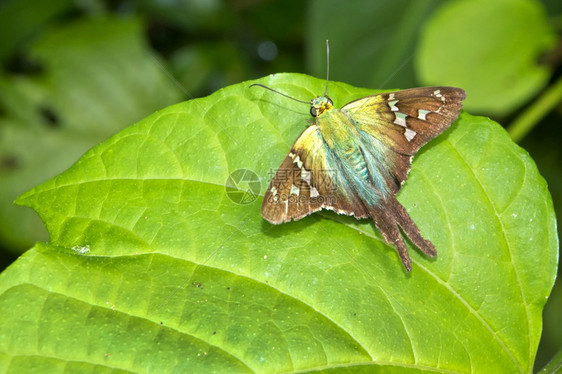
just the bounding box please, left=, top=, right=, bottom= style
left=368, top=197, right=436, bottom=272
left=392, top=199, right=437, bottom=258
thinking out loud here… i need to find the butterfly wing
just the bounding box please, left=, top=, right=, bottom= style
left=343, top=87, right=465, bottom=151
left=261, top=86, right=465, bottom=271
left=342, top=86, right=466, bottom=192
left=262, top=125, right=369, bottom=224
left=339, top=86, right=465, bottom=270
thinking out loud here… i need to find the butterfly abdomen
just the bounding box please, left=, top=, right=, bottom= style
left=343, top=147, right=369, bottom=180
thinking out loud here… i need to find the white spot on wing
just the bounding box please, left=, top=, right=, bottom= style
left=291, top=154, right=303, bottom=169
left=405, top=128, right=416, bottom=141
left=310, top=187, right=319, bottom=198
left=434, top=89, right=442, bottom=97
left=271, top=186, right=278, bottom=196
left=418, top=109, right=431, bottom=120
left=388, top=100, right=399, bottom=112
left=290, top=184, right=300, bottom=196
left=394, top=112, right=407, bottom=127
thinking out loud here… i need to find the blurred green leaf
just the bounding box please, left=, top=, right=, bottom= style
left=134, top=0, right=233, bottom=31
left=170, top=41, right=247, bottom=96
left=242, top=0, right=305, bottom=42
left=307, top=0, right=441, bottom=89
left=416, top=0, right=556, bottom=115
left=1, top=74, right=557, bottom=372
left=0, top=17, right=183, bottom=252
left=520, top=116, right=562, bottom=370
left=0, top=0, right=74, bottom=62
left=507, top=75, right=562, bottom=142
left=536, top=346, right=562, bottom=373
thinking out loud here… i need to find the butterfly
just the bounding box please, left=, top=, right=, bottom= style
left=254, top=44, right=465, bottom=272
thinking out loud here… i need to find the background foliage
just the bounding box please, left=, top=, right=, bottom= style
left=0, top=0, right=560, bottom=372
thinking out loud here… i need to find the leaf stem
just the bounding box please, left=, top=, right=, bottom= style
left=536, top=345, right=562, bottom=374
left=507, top=75, right=562, bottom=143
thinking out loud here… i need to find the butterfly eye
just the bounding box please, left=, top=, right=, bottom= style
left=310, top=106, right=318, bottom=117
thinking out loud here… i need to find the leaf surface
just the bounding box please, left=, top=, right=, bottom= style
left=1, top=74, right=558, bottom=373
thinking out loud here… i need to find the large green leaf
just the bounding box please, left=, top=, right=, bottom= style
left=416, top=0, right=556, bottom=115
left=0, top=17, right=183, bottom=251
left=1, top=74, right=558, bottom=373
left=0, top=0, right=74, bottom=62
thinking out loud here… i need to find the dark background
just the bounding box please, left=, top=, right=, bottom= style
left=0, top=0, right=560, bottom=371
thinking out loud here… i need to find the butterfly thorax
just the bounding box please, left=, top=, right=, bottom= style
left=315, top=104, right=359, bottom=152
left=311, top=96, right=356, bottom=150
left=313, top=102, right=375, bottom=189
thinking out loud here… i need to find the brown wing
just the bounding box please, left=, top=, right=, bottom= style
left=342, top=86, right=465, bottom=191
left=343, top=86, right=466, bottom=154
left=262, top=125, right=368, bottom=224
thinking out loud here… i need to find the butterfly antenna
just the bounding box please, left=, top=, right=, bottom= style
left=250, top=83, right=310, bottom=104
left=323, top=40, right=330, bottom=97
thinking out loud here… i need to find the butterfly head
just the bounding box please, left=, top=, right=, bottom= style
left=310, top=96, right=333, bottom=117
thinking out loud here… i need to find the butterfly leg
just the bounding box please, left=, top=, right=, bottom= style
left=391, top=198, right=437, bottom=258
